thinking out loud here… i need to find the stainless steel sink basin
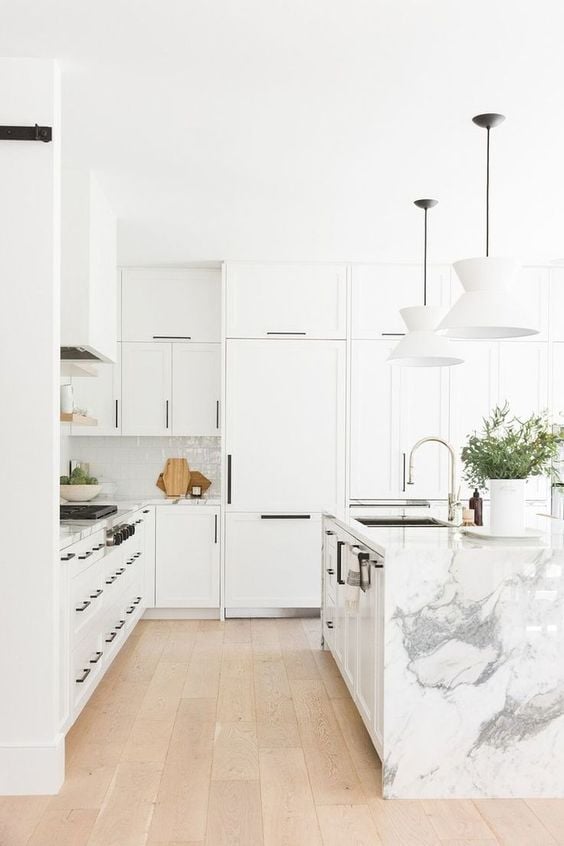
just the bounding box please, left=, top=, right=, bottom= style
left=356, top=517, right=450, bottom=528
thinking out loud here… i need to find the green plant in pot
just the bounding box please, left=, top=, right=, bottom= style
left=461, top=403, right=559, bottom=536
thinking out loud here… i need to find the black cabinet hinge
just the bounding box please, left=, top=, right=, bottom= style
left=0, top=124, right=52, bottom=143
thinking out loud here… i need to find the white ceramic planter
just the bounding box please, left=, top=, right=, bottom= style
left=488, top=478, right=526, bottom=536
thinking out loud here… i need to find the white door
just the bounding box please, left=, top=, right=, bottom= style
left=225, top=263, right=347, bottom=339
left=225, top=340, right=345, bottom=512
left=121, top=268, right=221, bottom=342
left=224, top=513, right=322, bottom=609
left=121, top=342, right=172, bottom=436
left=70, top=346, right=121, bottom=436
left=351, top=264, right=451, bottom=339
left=399, top=363, right=450, bottom=500
left=498, top=342, right=550, bottom=500
left=350, top=340, right=400, bottom=500
left=450, top=342, right=499, bottom=500
left=172, top=343, right=221, bottom=436
left=155, top=508, right=220, bottom=607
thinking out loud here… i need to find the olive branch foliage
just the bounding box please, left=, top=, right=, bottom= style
left=461, top=402, right=560, bottom=490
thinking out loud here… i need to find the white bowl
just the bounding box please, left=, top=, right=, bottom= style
left=60, top=484, right=101, bottom=502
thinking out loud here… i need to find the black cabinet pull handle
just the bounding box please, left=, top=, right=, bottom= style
left=227, top=454, right=232, bottom=504
left=133, top=596, right=142, bottom=605
left=326, top=621, right=334, bottom=629
left=76, top=600, right=91, bottom=612
left=372, top=560, right=384, bottom=569
left=89, top=651, right=103, bottom=664
left=326, top=568, right=335, bottom=574
left=60, top=552, right=76, bottom=561
left=216, top=400, right=220, bottom=429
left=115, top=620, right=125, bottom=629
left=266, top=331, right=307, bottom=335
left=153, top=335, right=191, bottom=339
left=325, top=530, right=335, bottom=536
left=165, top=399, right=169, bottom=429
left=78, top=550, right=93, bottom=560
left=115, top=398, right=119, bottom=429
left=89, top=588, right=103, bottom=599
left=402, top=452, right=406, bottom=492
left=337, top=541, right=346, bottom=585
left=381, top=332, right=406, bottom=336
left=105, top=631, right=117, bottom=643
left=116, top=568, right=125, bottom=575
left=93, top=544, right=105, bottom=551
left=142, top=509, right=150, bottom=514
left=260, top=514, right=311, bottom=520
left=76, top=668, right=91, bottom=683
left=214, top=513, right=218, bottom=544
left=105, top=575, right=117, bottom=584
left=126, top=606, right=135, bottom=614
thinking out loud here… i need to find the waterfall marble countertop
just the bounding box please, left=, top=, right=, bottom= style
left=328, top=510, right=564, bottom=798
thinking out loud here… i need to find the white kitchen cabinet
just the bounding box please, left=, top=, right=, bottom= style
left=350, top=341, right=400, bottom=500
left=225, top=262, right=347, bottom=339
left=449, top=342, right=499, bottom=500
left=70, top=346, right=121, bottom=436
left=550, top=268, right=564, bottom=341
left=224, top=513, right=322, bottom=609
left=121, top=342, right=172, bottom=435
left=333, top=539, right=347, bottom=669
left=172, top=343, right=221, bottom=436
left=356, top=552, right=384, bottom=742
left=225, top=340, right=345, bottom=512
left=121, top=267, right=221, bottom=343
left=155, top=507, right=220, bottom=608
left=508, top=266, right=549, bottom=342
left=351, top=264, right=451, bottom=339
left=552, top=343, right=564, bottom=424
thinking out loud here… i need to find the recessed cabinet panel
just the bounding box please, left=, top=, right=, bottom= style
left=121, top=268, right=221, bottom=342
left=70, top=346, right=121, bottom=436
left=225, top=340, right=345, bottom=512
left=550, top=269, right=564, bottom=341
left=155, top=508, right=220, bottom=608
left=552, top=343, right=564, bottom=423
left=172, top=343, right=221, bottom=436
left=224, top=513, right=321, bottom=608
left=351, top=264, right=451, bottom=339
left=509, top=266, right=549, bottom=342
left=121, top=342, right=172, bottom=436
left=350, top=341, right=400, bottom=500
left=225, top=262, right=347, bottom=339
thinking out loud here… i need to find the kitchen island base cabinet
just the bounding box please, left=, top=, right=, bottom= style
left=155, top=507, right=220, bottom=608
left=224, top=513, right=322, bottom=612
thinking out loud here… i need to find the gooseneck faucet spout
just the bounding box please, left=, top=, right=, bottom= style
left=407, top=437, right=459, bottom=523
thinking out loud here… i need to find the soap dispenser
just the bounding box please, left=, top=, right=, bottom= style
left=469, top=488, right=483, bottom=526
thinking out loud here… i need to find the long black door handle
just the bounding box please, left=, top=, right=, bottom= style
left=216, top=400, right=219, bottom=429
left=214, top=513, right=218, bottom=543
left=337, top=541, right=346, bottom=585
left=260, top=514, right=311, bottom=520
left=227, top=455, right=232, bottom=504
left=402, top=452, right=406, bottom=492
left=165, top=399, right=170, bottom=429
left=115, top=399, right=119, bottom=429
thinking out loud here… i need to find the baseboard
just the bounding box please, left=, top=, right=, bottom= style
left=0, top=734, right=64, bottom=794
left=143, top=607, right=221, bottom=620
left=225, top=607, right=321, bottom=618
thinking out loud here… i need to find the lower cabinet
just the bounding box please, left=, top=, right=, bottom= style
left=224, top=513, right=322, bottom=610
left=155, top=506, right=220, bottom=608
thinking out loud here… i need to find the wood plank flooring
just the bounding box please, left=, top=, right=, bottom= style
left=1, top=617, right=564, bottom=845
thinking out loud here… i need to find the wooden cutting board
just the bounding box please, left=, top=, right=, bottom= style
left=162, top=458, right=191, bottom=496
left=188, top=470, right=212, bottom=494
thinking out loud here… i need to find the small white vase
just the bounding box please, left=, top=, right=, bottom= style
left=488, top=479, right=526, bottom=536
left=60, top=383, right=74, bottom=414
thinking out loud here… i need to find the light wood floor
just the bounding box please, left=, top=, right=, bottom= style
left=2, top=618, right=564, bottom=846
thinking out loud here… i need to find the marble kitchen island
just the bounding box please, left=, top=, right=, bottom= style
left=322, top=512, right=564, bottom=799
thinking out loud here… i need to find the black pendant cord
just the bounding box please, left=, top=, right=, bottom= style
left=486, top=126, right=490, bottom=257
left=414, top=198, right=437, bottom=307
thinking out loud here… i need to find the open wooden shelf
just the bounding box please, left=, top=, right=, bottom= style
left=60, top=412, right=98, bottom=426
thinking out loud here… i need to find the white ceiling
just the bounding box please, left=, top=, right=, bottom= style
left=2, top=0, right=564, bottom=265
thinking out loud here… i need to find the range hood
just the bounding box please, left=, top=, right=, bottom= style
left=60, top=170, right=117, bottom=364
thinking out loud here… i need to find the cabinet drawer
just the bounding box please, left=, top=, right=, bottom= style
left=60, top=530, right=106, bottom=576
left=226, top=263, right=347, bottom=339
left=71, top=558, right=105, bottom=638
left=71, top=628, right=104, bottom=712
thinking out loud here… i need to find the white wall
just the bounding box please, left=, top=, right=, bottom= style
left=0, top=59, right=63, bottom=792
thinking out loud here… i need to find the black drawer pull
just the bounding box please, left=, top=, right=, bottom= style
left=75, top=600, right=91, bottom=612
left=153, top=335, right=191, bottom=339
left=260, top=514, right=311, bottom=520
left=337, top=541, right=346, bottom=585
left=105, top=631, right=117, bottom=643
left=60, top=552, right=76, bottom=561
left=326, top=621, right=334, bottom=629
left=134, top=552, right=141, bottom=558
left=115, top=620, right=125, bottom=629
left=89, top=588, right=103, bottom=599
left=372, top=561, right=384, bottom=569
left=133, top=596, right=142, bottom=605
left=93, top=544, right=105, bottom=551
left=126, top=606, right=135, bottom=614
left=143, top=509, right=150, bottom=514
left=89, top=651, right=103, bottom=664
left=266, top=331, right=307, bottom=335
left=326, top=568, right=335, bottom=574
left=227, top=454, right=232, bottom=504
left=116, top=568, right=125, bottom=575
left=105, top=575, right=117, bottom=584
left=325, top=530, right=335, bottom=536
left=78, top=550, right=93, bottom=560
left=75, top=668, right=91, bottom=683
left=135, top=519, right=142, bottom=524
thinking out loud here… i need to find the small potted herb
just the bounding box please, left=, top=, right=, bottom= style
left=60, top=466, right=101, bottom=502
left=461, top=403, right=559, bottom=535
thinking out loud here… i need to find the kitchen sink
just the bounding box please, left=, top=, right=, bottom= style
left=356, top=517, right=450, bottom=528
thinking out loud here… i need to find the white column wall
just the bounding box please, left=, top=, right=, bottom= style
left=0, top=58, right=63, bottom=793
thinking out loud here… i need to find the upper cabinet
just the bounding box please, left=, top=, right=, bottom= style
left=172, top=343, right=221, bottom=436
left=121, top=267, right=221, bottom=342
left=70, top=346, right=122, bottom=437
left=351, top=264, right=451, bottom=339
left=61, top=171, right=117, bottom=362
left=550, top=268, right=564, bottom=341
left=225, top=262, right=347, bottom=339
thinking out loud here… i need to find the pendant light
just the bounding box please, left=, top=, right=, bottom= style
left=388, top=199, right=464, bottom=367
left=438, top=113, right=538, bottom=339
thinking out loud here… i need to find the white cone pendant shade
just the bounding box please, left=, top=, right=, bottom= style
left=388, top=306, right=464, bottom=367
left=438, top=256, right=539, bottom=339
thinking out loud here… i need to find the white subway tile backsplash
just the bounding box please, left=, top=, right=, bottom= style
left=65, top=436, right=221, bottom=498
